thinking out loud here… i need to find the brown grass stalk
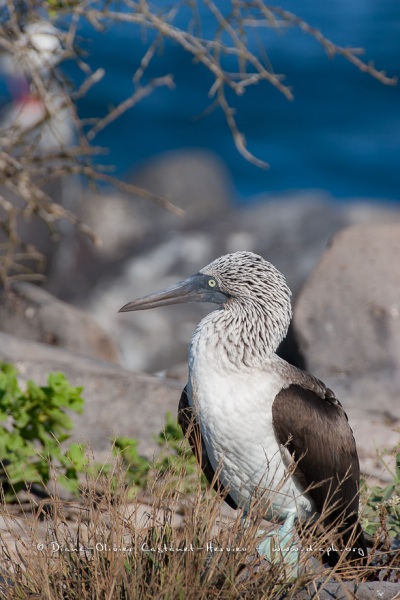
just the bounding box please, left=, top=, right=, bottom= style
left=0, top=439, right=387, bottom=599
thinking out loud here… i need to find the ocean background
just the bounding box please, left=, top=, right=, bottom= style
left=3, top=1, right=400, bottom=203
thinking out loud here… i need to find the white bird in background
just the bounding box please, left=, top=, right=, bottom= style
left=119, top=251, right=367, bottom=575
left=0, top=20, right=79, bottom=294
left=0, top=20, right=73, bottom=151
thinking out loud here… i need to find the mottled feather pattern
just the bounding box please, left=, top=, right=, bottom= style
left=199, top=252, right=292, bottom=367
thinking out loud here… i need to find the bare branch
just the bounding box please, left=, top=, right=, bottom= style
left=0, top=0, right=396, bottom=286
left=72, top=68, right=105, bottom=100
left=267, top=5, right=398, bottom=86
left=217, top=86, right=269, bottom=169
left=87, top=75, right=175, bottom=141
left=90, top=173, right=185, bottom=217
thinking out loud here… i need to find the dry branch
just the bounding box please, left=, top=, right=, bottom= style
left=0, top=0, right=396, bottom=286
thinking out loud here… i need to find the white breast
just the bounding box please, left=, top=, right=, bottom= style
left=188, top=337, right=314, bottom=521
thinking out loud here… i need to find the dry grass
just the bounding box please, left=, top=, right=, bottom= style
left=1, top=448, right=394, bottom=600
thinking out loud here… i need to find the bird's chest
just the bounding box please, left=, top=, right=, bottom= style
left=188, top=351, right=285, bottom=504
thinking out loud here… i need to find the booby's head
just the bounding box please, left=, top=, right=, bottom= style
left=119, top=251, right=292, bottom=356
left=199, top=251, right=291, bottom=313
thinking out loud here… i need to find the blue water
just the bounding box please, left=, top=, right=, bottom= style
left=5, top=2, right=400, bottom=202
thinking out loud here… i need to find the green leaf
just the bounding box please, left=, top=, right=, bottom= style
left=6, top=433, right=26, bottom=451
left=66, top=443, right=88, bottom=470
left=27, top=381, right=46, bottom=403
left=5, top=461, right=45, bottom=485
left=57, top=472, right=80, bottom=494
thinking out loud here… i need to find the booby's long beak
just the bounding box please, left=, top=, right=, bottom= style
left=118, top=273, right=228, bottom=313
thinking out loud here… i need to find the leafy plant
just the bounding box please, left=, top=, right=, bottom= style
left=0, top=361, right=203, bottom=502
left=111, top=436, right=152, bottom=492
left=112, top=412, right=201, bottom=497
left=0, top=362, right=85, bottom=499
left=361, top=449, right=400, bottom=541
left=154, top=411, right=198, bottom=480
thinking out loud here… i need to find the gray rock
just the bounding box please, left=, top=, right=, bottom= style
left=293, top=223, right=400, bottom=479
left=0, top=283, right=120, bottom=365
left=79, top=149, right=233, bottom=262
left=293, top=579, right=400, bottom=600
left=0, top=178, right=81, bottom=296
left=128, top=148, right=233, bottom=224
left=344, top=403, right=400, bottom=480
left=0, top=331, right=182, bottom=459
left=294, top=223, right=400, bottom=380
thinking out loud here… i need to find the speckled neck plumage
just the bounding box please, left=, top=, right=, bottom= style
left=192, top=252, right=293, bottom=369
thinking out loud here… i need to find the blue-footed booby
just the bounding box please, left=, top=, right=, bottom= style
left=119, top=251, right=366, bottom=569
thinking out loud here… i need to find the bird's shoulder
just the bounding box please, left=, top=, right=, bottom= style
left=272, top=357, right=342, bottom=409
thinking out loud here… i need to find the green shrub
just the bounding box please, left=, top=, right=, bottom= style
left=112, top=412, right=201, bottom=497
left=0, top=362, right=85, bottom=500
left=361, top=449, right=400, bottom=541
left=0, top=362, right=202, bottom=502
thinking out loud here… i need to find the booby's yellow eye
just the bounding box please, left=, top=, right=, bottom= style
left=208, top=279, right=217, bottom=288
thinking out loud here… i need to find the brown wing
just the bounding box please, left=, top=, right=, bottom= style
left=178, top=385, right=237, bottom=510
left=272, top=384, right=366, bottom=564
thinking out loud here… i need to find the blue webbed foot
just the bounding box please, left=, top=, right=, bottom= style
left=256, top=512, right=300, bottom=580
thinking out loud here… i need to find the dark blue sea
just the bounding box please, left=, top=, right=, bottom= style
left=7, top=2, right=400, bottom=202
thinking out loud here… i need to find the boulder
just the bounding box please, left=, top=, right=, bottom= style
left=128, top=148, right=233, bottom=225
left=294, top=223, right=400, bottom=381
left=0, top=283, right=120, bottom=365
left=79, top=149, right=233, bottom=262
left=293, top=223, right=400, bottom=479
left=293, top=580, right=400, bottom=600
left=0, top=331, right=182, bottom=460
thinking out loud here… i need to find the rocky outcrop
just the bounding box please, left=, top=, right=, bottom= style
left=0, top=283, right=120, bottom=365
left=294, top=223, right=400, bottom=381
left=293, top=223, right=400, bottom=479
left=127, top=149, right=233, bottom=226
